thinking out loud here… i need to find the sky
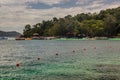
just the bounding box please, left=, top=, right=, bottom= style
left=0, top=0, right=120, bottom=33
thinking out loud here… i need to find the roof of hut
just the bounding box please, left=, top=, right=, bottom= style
left=33, top=33, right=39, bottom=36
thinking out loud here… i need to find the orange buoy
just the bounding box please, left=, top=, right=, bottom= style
left=16, top=63, right=20, bottom=67
left=109, top=46, right=112, bottom=48
left=94, top=47, right=96, bottom=49
left=55, top=52, right=58, bottom=56
left=83, top=48, right=86, bottom=51
left=73, top=50, right=75, bottom=53
left=37, top=57, right=40, bottom=60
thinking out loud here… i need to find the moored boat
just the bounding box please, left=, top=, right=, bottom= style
left=25, top=38, right=32, bottom=40
left=15, top=38, right=25, bottom=40
left=15, top=35, right=25, bottom=40
left=0, top=37, right=7, bottom=40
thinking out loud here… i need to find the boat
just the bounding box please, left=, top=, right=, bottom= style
left=25, top=38, right=32, bottom=40
left=15, top=38, right=25, bottom=40
left=7, top=37, right=15, bottom=40
left=0, top=37, right=7, bottom=40
left=15, top=35, right=25, bottom=40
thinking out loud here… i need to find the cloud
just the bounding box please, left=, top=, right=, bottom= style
left=0, top=0, right=69, bottom=6
left=36, top=0, right=70, bottom=6
left=0, top=0, right=120, bottom=33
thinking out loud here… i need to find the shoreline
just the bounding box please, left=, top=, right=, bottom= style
left=1, top=37, right=120, bottom=41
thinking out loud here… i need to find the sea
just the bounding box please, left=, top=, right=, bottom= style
left=0, top=40, right=120, bottom=80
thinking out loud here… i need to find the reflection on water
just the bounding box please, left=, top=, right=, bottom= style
left=0, top=40, right=120, bottom=80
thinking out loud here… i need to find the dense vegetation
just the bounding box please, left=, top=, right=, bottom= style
left=23, top=7, right=120, bottom=38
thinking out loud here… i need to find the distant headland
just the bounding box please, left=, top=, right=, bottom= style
left=0, top=30, right=21, bottom=37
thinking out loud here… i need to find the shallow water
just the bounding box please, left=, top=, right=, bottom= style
left=0, top=40, right=120, bottom=80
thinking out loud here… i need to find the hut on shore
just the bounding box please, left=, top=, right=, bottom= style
left=32, top=33, right=40, bottom=40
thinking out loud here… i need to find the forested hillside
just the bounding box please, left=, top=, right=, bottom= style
left=0, top=31, right=21, bottom=37
left=23, top=7, right=120, bottom=38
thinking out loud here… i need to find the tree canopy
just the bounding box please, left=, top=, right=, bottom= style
left=23, top=7, right=120, bottom=38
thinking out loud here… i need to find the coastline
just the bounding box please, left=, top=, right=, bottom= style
left=1, top=37, right=120, bottom=41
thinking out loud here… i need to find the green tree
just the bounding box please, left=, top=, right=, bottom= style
left=23, top=24, right=32, bottom=37
left=75, top=13, right=92, bottom=22
left=103, top=14, right=117, bottom=37
left=81, top=20, right=104, bottom=37
left=23, top=7, right=120, bottom=38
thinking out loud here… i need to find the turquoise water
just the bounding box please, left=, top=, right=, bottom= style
left=0, top=40, right=120, bottom=80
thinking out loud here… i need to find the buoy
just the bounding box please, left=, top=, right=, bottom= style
left=73, top=50, right=75, bottom=53
left=55, top=52, right=58, bottom=56
left=37, top=57, right=40, bottom=60
left=109, top=46, right=112, bottom=48
left=83, top=48, right=86, bottom=51
left=94, top=47, right=96, bottom=49
left=16, top=63, right=20, bottom=67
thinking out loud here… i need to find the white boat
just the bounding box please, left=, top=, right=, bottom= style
left=7, top=37, right=15, bottom=40
left=0, top=37, right=7, bottom=40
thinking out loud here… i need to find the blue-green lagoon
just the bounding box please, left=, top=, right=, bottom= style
left=0, top=40, right=120, bottom=80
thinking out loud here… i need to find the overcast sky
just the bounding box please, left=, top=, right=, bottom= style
left=0, top=0, right=120, bottom=33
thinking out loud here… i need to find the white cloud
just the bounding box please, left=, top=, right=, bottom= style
left=37, top=0, right=69, bottom=6
left=0, top=0, right=120, bottom=33
left=0, top=0, right=69, bottom=6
